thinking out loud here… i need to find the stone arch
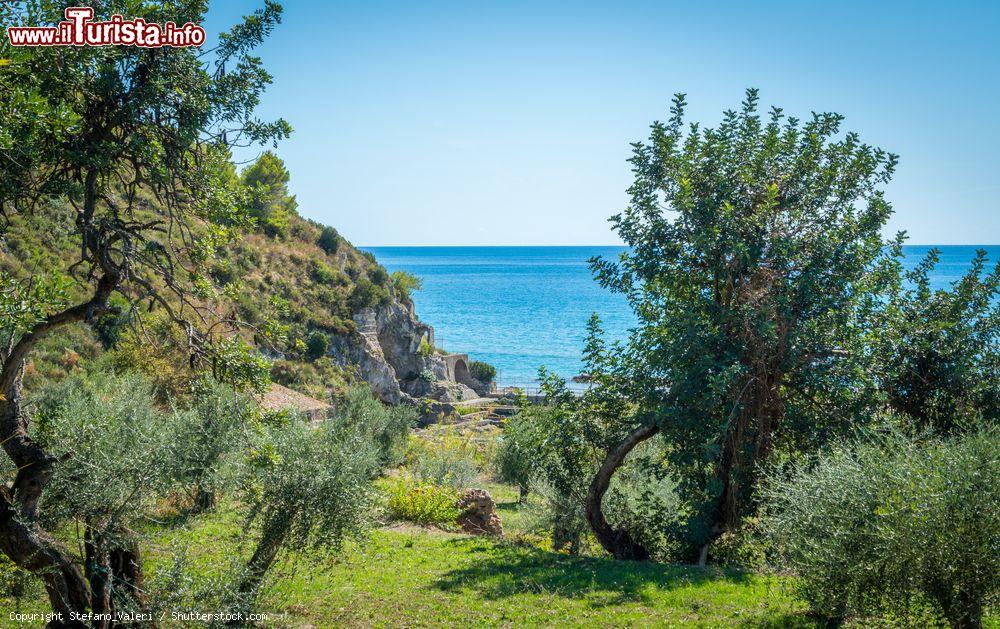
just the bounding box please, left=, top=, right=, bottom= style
left=453, top=357, right=476, bottom=387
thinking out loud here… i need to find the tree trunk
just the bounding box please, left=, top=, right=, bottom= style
left=192, top=485, right=216, bottom=513
left=109, top=539, right=147, bottom=627
left=701, top=368, right=785, bottom=564
left=0, top=167, right=120, bottom=622
left=84, top=526, right=111, bottom=628
left=0, top=380, right=92, bottom=625
left=238, top=518, right=291, bottom=596
left=937, top=591, right=983, bottom=629
left=585, top=421, right=659, bottom=561
left=84, top=525, right=147, bottom=627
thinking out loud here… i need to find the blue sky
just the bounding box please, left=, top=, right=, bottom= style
left=205, top=0, right=999, bottom=246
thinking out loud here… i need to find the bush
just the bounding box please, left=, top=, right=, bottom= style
left=417, top=338, right=434, bottom=357
left=310, top=258, right=337, bottom=284
left=317, top=226, right=340, bottom=255
left=382, top=474, right=460, bottom=526
left=338, top=386, right=415, bottom=468
left=407, top=431, right=480, bottom=490
left=705, top=517, right=769, bottom=571
left=391, top=270, right=423, bottom=303
left=238, top=412, right=384, bottom=593
left=33, top=370, right=170, bottom=529
left=762, top=428, right=1000, bottom=628
left=469, top=360, right=496, bottom=384
left=305, top=330, right=329, bottom=361
left=369, top=266, right=389, bottom=287
left=348, top=278, right=389, bottom=312
left=163, top=378, right=248, bottom=511
left=873, top=248, right=999, bottom=434
left=494, top=412, right=538, bottom=500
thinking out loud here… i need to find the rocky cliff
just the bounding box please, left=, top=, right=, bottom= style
left=333, top=298, right=485, bottom=405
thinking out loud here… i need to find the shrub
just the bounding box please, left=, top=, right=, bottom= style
left=32, top=369, right=172, bottom=606
left=705, top=517, right=769, bottom=571
left=163, top=378, right=248, bottom=511
left=873, top=248, right=999, bottom=434
left=494, top=412, right=538, bottom=500
left=0, top=554, right=39, bottom=602
left=305, top=330, right=329, bottom=361
left=338, top=386, right=415, bottom=468
left=391, top=270, right=423, bottom=302
left=310, top=258, right=337, bottom=284
left=348, top=278, right=389, bottom=312
left=469, top=360, right=497, bottom=384
left=369, top=266, right=389, bottom=287
left=506, top=383, right=595, bottom=554
left=762, top=428, right=1000, bottom=628
left=382, top=474, right=460, bottom=526
left=407, top=431, right=480, bottom=490
left=317, top=226, right=340, bottom=255
left=33, top=370, right=170, bottom=528
left=417, top=338, right=434, bottom=357
left=238, top=413, right=383, bottom=594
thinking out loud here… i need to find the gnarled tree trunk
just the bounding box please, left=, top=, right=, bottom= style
left=0, top=382, right=91, bottom=626
left=0, top=266, right=119, bottom=622
left=585, top=421, right=659, bottom=561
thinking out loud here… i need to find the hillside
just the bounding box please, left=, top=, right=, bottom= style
left=0, top=195, right=479, bottom=408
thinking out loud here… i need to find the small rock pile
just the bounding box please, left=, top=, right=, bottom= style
left=456, top=488, right=503, bottom=536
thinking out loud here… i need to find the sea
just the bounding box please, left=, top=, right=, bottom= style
left=363, top=245, right=998, bottom=388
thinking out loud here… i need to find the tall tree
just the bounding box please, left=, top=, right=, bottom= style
left=588, top=90, right=900, bottom=561
left=241, top=150, right=298, bottom=238
left=0, top=0, right=288, bottom=619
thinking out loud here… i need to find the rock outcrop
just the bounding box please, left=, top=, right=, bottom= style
left=327, top=299, right=455, bottom=406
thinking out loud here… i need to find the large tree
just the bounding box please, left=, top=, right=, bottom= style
left=0, top=0, right=288, bottom=620
left=587, top=90, right=900, bottom=562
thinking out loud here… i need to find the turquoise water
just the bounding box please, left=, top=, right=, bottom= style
left=364, top=245, right=997, bottom=386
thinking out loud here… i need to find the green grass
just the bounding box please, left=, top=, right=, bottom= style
left=264, top=528, right=810, bottom=628
left=0, top=496, right=813, bottom=628
left=5, top=493, right=998, bottom=628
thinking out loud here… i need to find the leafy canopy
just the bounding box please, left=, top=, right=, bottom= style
left=591, top=89, right=901, bottom=540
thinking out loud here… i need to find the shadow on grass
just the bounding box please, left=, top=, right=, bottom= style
left=433, top=537, right=752, bottom=608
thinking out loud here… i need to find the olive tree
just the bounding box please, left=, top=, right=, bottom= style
left=588, top=90, right=900, bottom=561
left=163, top=379, right=249, bottom=512
left=0, top=0, right=288, bottom=616
left=32, top=370, right=172, bottom=619
left=762, top=428, right=999, bottom=628
left=236, top=387, right=411, bottom=596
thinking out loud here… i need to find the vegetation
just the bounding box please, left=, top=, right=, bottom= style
left=0, top=0, right=293, bottom=614
left=391, top=270, right=423, bottom=303
left=32, top=370, right=170, bottom=613
left=382, top=474, right=461, bottom=526
left=317, top=225, right=341, bottom=255
left=406, top=430, right=482, bottom=490
left=469, top=360, right=497, bottom=384
left=242, top=151, right=299, bottom=239
left=872, top=248, right=999, bottom=433
left=237, top=407, right=387, bottom=596
left=763, top=427, right=1000, bottom=628
left=0, top=0, right=995, bottom=620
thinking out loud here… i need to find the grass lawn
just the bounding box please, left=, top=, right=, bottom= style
left=1, top=496, right=814, bottom=628
left=262, top=527, right=811, bottom=628
left=3, top=487, right=992, bottom=627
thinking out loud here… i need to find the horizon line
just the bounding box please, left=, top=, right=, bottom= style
left=358, top=243, right=1000, bottom=248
